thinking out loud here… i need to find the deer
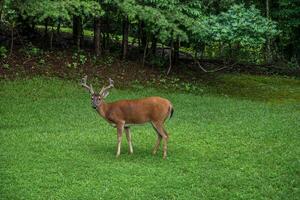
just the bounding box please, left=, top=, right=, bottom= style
left=80, top=75, right=174, bottom=159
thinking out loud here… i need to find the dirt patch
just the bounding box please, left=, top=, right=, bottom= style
left=1, top=43, right=299, bottom=92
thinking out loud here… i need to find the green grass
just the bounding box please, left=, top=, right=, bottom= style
left=207, top=74, right=300, bottom=103
left=0, top=76, right=299, bottom=199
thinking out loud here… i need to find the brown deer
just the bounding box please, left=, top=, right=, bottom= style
left=81, top=76, right=173, bottom=159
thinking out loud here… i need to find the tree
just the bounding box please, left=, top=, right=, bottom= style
left=67, top=0, right=103, bottom=49
left=272, top=0, right=300, bottom=63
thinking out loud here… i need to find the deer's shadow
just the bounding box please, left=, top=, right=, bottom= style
left=87, top=141, right=179, bottom=163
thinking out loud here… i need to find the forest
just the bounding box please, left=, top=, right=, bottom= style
left=0, top=1, right=299, bottom=200
left=0, top=0, right=299, bottom=72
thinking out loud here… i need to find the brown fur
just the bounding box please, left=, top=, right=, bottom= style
left=97, top=96, right=173, bottom=159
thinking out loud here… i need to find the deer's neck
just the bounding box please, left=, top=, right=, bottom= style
left=97, top=101, right=108, bottom=118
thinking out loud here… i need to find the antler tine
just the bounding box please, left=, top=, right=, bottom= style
left=99, top=78, right=114, bottom=95
left=80, top=75, right=94, bottom=94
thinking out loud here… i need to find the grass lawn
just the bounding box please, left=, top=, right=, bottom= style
left=0, top=75, right=299, bottom=199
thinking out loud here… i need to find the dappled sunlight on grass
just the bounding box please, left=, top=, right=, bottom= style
left=207, top=74, right=300, bottom=103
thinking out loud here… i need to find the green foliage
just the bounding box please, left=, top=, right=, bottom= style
left=272, top=0, right=300, bottom=61
left=0, top=46, right=8, bottom=59
left=287, top=56, right=300, bottom=69
left=273, top=0, right=300, bottom=28
left=0, top=0, right=295, bottom=65
left=66, top=62, right=78, bottom=69
left=38, top=58, right=46, bottom=66
left=109, top=0, right=199, bottom=42
left=66, top=0, right=104, bottom=17
left=19, top=43, right=43, bottom=57
left=2, top=63, right=10, bottom=69
left=149, top=55, right=166, bottom=68
left=3, top=0, right=104, bottom=28
left=66, top=50, right=88, bottom=69
left=21, top=0, right=71, bottom=22
left=1, top=0, right=18, bottom=27
left=112, top=2, right=278, bottom=63
left=72, top=51, right=87, bottom=65
left=97, top=54, right=115, bottom=66
left=192, top=4, right=278, bottom=47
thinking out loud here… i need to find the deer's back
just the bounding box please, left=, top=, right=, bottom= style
left=106, top=97, right=172, bottom=124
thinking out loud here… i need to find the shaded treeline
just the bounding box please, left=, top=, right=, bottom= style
left=0, top=0, right=299, bottom=70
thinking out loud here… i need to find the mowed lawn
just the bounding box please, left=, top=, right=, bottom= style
left=0, top=75, right=299, bottom=199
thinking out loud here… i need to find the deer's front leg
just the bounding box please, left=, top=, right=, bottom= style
left=116, top=123, right=124, bottom=158
left=125, top=127, right=133, bottom=154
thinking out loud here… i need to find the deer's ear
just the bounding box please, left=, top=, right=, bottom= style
left=101, top=91, right=109, bottom=98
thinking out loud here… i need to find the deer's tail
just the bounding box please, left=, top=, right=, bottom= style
left=169, top=105, right=174, bottom=120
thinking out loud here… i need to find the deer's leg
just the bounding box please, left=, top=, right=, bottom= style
left=152, top=122, right=168, bottom=159
left=151, top=123, right=162, bottom=154
left=125, top=127, right=133, bottom=154
left=116, top=123, right=124, bottom=158
left=162, top=127, right=169, bottom=159
left=152, top=134, right=162, bottom=155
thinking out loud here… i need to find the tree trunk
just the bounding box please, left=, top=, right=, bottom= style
left=9, top=24, right=14, bottom=56
left=73, top=16, right=82, bottom=49
left=101, top=24, right=106, bottom=50
left=104, top=33, right=110, bottom=51
left=138, top=36, right=141, bottom=49
left=122, top=17, right=129, bottom=59
left=173, top=39, right=180, bottom=64
left=73, top=16, right=78, bottom=41
left=94, top=17, right=102, bottom=56
left=50, top=27, right=54, bottom=50
left=0, top=1, right=3, bottom=21
left=44, top=18, right=49, bottom=36
left=80, top=24, right=84, bottom=48
left=229, top=43, right=233, bottom=59
left=167, top=39, right=173, bottom=75
left=57, top=20, right=61, bottom=35
left=151, top=35, right=157, bottom=55
left=140, top=21, right=147, bottom=51
left=102, top=15, right=110, bottom=51
left=31, top=21, right=35, bottom=32
left=142, top=42, right=148, bottom=67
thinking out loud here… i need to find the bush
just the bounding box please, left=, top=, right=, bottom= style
left=0, top=46, right=8, bottom=59
left=19, top=43, right=43, bottom=57
left=149, top=55, right=167, bottom=68
left=288, top=57, right=299, bottom=69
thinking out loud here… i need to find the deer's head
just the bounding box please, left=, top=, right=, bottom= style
left=81, top=75, right=114, bottom=109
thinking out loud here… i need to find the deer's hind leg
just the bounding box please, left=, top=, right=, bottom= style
left=152, top=133, right=162, bottom=155
left=152, top=122, right=169, bottom=159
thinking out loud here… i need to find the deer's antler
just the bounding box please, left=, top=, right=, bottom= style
left=81, top=75, right=95, bottom=94
left=99, top=78, right=114, bottom=95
